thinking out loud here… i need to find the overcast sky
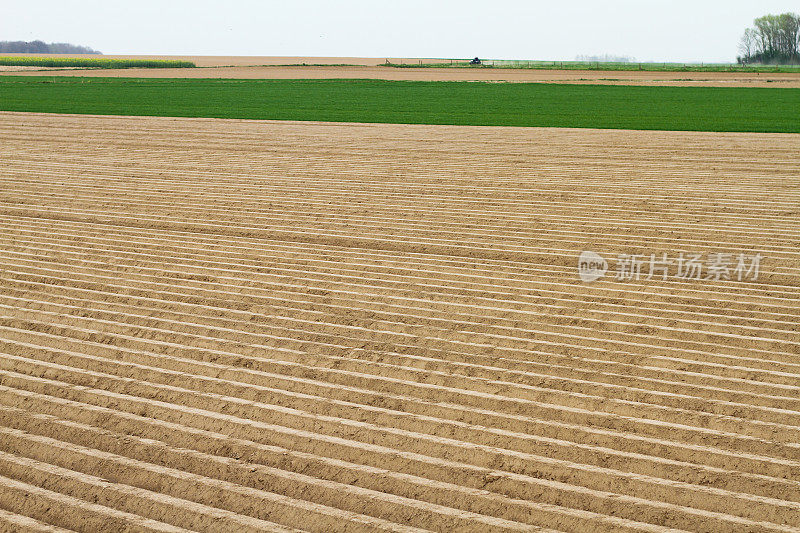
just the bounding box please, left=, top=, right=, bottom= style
left=2, top=0, right=798, bottom=62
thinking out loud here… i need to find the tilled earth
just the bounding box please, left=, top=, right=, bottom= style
left=2, top=63, right=799, bottom=87
left=0, top=112, right=798, bottom=532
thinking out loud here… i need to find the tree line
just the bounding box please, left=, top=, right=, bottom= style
left=0, top=41, right=101, bottom=54
left=738, top=13, right=800, bottom=65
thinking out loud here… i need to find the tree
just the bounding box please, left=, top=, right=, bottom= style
left=738, top=28, right=756, bottom=63
left=738, top=13, right=800, bottom=64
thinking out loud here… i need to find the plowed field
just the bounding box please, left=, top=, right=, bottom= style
left=3, top=64, right=799, bottom=87
left=0, top=111, right=798, bottom=532
left=2, top=55, right=798, bottom=87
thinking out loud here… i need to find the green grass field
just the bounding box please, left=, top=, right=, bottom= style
left=0, top=57, right=195, bottom=69
left=0, top=77, right=798, bottom=132
left=388, top=60, right=800, bottom=73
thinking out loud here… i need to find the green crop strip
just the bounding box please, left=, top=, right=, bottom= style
left=0, top=57, right=195, bottom=69
left=386, top=61, right=800, bottom=73
left=0, top=77, right=797, bottom=132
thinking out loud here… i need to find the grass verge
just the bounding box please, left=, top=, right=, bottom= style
left=386, top=61, right=800, bottom=73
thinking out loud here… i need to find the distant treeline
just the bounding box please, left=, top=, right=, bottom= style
left=0, top=40, right=101, bottom=54
left=738, top=13, right=800, bottom=64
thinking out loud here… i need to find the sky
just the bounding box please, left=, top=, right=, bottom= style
left=2, top=0, right=798, bottom=62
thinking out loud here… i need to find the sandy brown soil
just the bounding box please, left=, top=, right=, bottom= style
left=2, top=54, right=798, bottom=86
left=3, top=63, right=799, bottom=87
left=0, top=111, right=798, bottom=532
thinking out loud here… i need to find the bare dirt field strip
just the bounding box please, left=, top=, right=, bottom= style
left=0, top=111, right=799, bottom=531
left=3, top=63, right=799, bottom=87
